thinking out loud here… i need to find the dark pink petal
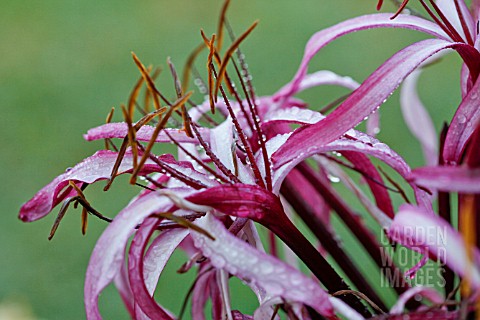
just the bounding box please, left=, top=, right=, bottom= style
left=19, top=150, right=160, bottom=222
left=276, top=14, right=448, bottom=100
left=273, top=39, right=476, bottom=167
left=191, top=267, right=214, bottom=320
left=388, top=204, right=480, bottom=289
left=191, top=214, right=335, bottom=317
left=84, top=122, right=208, bottom=144
left=284, top=169, right=330, bottom=225
left=113, top=257, right=135, bottom=318
left=400, top=69, right=438, bottom=166
left=411, top=166, right=480, bottom=193
left=442, top=76, right=480, bottom=164
left=187, top=184, right=283, bottom=221
left=342, top=151, right=394, bottom=218
left=133, top=228, right=189, bottom=319
left=84, top=189, right=192, bottom=320
left=128, top=217, right=175, bottom=320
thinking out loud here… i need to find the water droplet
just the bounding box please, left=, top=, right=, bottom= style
left=328, top=174, right=340, bottom=183
left=65, top=167, right=73, bottom=173
left=457, top=114, right=467, bottom=124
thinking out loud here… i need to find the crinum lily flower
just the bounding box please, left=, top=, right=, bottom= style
left=18, top=0, right=480, bottom=319
left=18, top=7, right=377, bottom=319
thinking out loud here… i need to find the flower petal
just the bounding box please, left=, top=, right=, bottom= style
left=443, top=76, right=480, bottom=164
left=388, top=204, right=480, bottom=289
left=435, top=0, right=475, bottom=42
left=411, top=166, right=480, bottom=193
left=191, top=214, right=335, bottom=317
left=274, top=70, right=359, bottom=101
left=84, top=189, right=192, bottom=320
left=279, top=14, right=448, bottom=100
left=272, top=131, right=411, bottom=193
left=400, top=69, right=438, bottom=166
left=84, top=122, right=209, bottom=144
left=19, top=150, right=160, bottom=222
left=187, top=184, right=283, bottom=221
left=273, top=39, right=470, bottom=166
left=128, top=218, right=185, bottom=320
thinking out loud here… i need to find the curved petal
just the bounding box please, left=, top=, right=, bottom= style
left=435, top=0, right=475, bottom=42
left=210, top=118, right=235, bottom=173
left=276, top=14, right=448, bottom=100
left=128, top=217, right=183, bottom=320
left=19, top=150, right=160, bottom=222
left=400, top=69, right=438, bottom=166
left=342, top=151, right=394, bottom=218
left=271, top=131, right=411, bottom=193
left=443, top=76, right=480, bottom=164
left=264, top=106, right=325, bottom=125
left=191, top=214, right=335, bottom=317
left=84, top=189, right=192, bottom=320
left=133, top=228, right=189, bottom=319
left=84, top=122, right=207, bottom=144
left=388, top=204, right=480, bottom=289
left=411, top=166, right=480, bottom=193
left=273, top=39, right=471, bottom=167
left=274, top=69, right=359, bottom=101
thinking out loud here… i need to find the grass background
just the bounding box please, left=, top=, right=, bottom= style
left=0, top=0, right=464, bottom=318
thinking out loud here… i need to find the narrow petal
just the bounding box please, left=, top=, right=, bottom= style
left=191, top=267, right=213, bottom=320
left=135, top=229, right=189, bottom=319
left=411, top=166, right=480, bottom=193
left=191, top=214, right=335, bottom=317
left=342, top=151, right=394, bottom=218
left=19, top=150, right=160, bottom=222
left=443, top=76, right=480, bottom=164
left=128, top=218, right=181, bottom=320
left=113, top=257, right=135, bottom=318
left=84, top=189, right=191, bottom=320
left=278, top=14, right=448, bottom=100
left=209, top=118, right=235, bottom=173
left=400, top=69, right=438, bottom=166
left=84, top=122, right=209, bottom=144
left=264, top=106, right=324, bottom=125
left=435, top=0, right=475, bottom=41
left=271, top=131, right=411, bottom=193
left=388, top=204, right=480, bottom=289
left=274, top=70, right=359, bottom=101
left=273, top=39, right=472, bottom=166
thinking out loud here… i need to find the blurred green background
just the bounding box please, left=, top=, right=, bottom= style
left=1, top=0, right=464, bottom=319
